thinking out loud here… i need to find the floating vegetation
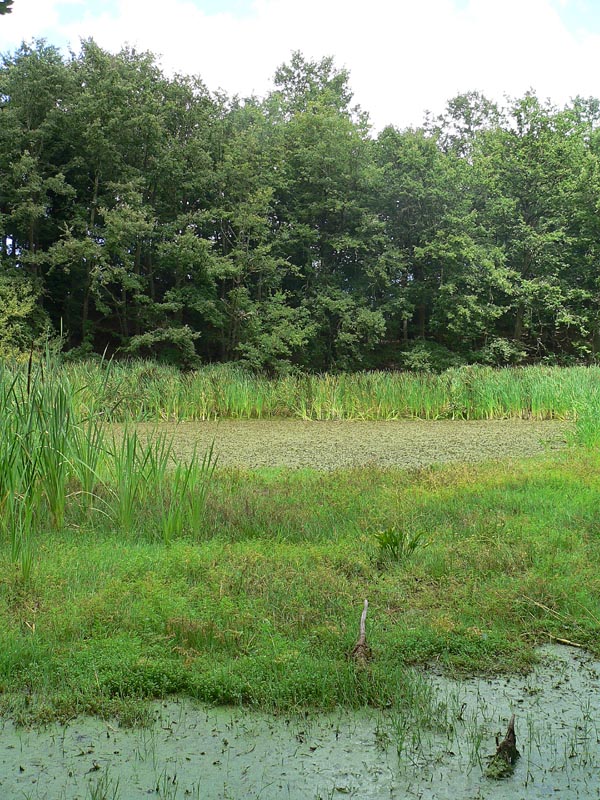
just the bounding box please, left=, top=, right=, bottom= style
left=1, top=647, right=599, bottom=799
left=120, top=418, right=568, bottom=471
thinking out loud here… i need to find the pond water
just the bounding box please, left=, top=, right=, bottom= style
left=119, top=419, right=569, bottom=470
left=2, top=645, right=598, bottom=799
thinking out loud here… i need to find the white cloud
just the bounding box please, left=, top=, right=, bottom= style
left=0, top=0, right=61, bottom=40
left=2, top=0, right=600, bottom=129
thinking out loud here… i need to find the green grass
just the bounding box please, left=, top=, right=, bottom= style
left=2, top=356, right=600, bottom=725
left=2, top=445, right=600, bottom=724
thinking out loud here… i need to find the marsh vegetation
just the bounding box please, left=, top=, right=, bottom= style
left=0, top=359, right=599, bottom=717
left=53, top=360, right=600, bottom=421
left=1, top=358, right=600, bottom=795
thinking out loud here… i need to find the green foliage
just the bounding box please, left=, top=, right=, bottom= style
left=0, top=273, right=51, bottom=358
left=271, top=51, right=356, bottom=117
left=232, top=293, right=311, bottom=374
left=374, top=526, right=428, bottom=566
left=124, top=326, right=201, bottom=369
left=2, top=40, right=600, bottom=370
left=401, top=341, right=465, bottom=373
left=474, top=337, right=527, bottom=366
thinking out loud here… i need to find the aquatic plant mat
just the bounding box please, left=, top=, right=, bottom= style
left=1, top=646, right=599, bottom=798
left=120, top=418, right=568, bottom=470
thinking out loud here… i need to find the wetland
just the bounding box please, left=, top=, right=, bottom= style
left=3, top=646, right=599, bottom=799
left=120, top=418, right=570, bottom=470
left=1, top=361, right=600, bottom=798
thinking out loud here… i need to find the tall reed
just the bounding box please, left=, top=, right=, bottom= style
left=152, top=443, right=216, bottom=544
left=0, top=357, right=216, bottom=558
left=59, top=361, right=600, bottom=422
left=104, top=430, right=215, bottom=540
left=572, top=385, right=600, bottom=448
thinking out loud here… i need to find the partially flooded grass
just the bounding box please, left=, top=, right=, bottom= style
left=2, top=442, right=600, bottom=724
left=4, top=658, right=600, bottom=799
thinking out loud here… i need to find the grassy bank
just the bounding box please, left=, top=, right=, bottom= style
left=2, top=451, right=600, bottom=724
left=1, top=359, right=600, bottom=726
left=16, top=359, right=600, bottom=420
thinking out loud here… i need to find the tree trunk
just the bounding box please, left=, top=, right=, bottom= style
left=486, top=715, right=520, bottom=779
left=513, top=306, right=524, bottom=342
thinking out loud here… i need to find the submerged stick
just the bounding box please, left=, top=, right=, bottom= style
left=350, top=599, right=372, bottom=666
left=486, top=715, right=520, bottom=779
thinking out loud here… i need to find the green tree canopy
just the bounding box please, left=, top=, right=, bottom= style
left=2, top=40, right=600, bottom=369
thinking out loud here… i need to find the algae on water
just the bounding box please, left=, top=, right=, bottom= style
left=2, top=646, right=599, bottom=799
left=118, top=419, right=568, bottom=471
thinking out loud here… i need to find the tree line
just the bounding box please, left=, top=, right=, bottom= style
left=2, top=40, right=600, bottom=371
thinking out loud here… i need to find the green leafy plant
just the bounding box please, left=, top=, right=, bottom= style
left=6, top=493, right=36, bottom=586
left=154, top=443, right=216, bottom=544
left=106, top=429, right=153, bottom=533
left=572, top=391, right=600, bottom=448
left=374, top=525, right=428, bottom=566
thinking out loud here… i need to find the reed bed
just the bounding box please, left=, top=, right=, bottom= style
left=52, top=360, right=600, bottom=422
left=0, top=359, right=215, bottom=584
left=0, top=356, right=596, bottom=583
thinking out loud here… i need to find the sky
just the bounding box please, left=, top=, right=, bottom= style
left=1, top=0, right=600, bottom=130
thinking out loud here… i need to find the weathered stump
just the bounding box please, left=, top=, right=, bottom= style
left=485, top=715, right=520, bottom=779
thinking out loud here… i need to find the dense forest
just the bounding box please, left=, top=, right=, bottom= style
left=2, top=40, right=600, bottom=371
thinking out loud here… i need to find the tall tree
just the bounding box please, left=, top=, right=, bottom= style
left=473, top=93, right=587, bottom=358
left=269, top=54, right=385, bottom=369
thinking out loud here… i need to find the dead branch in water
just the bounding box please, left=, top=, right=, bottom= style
left=350, top=599, right=372, bottom=666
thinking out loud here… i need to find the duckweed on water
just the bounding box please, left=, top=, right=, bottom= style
left=2, top=646, right=599, bottom=799
left=120, top=418, right=569, bottom=470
